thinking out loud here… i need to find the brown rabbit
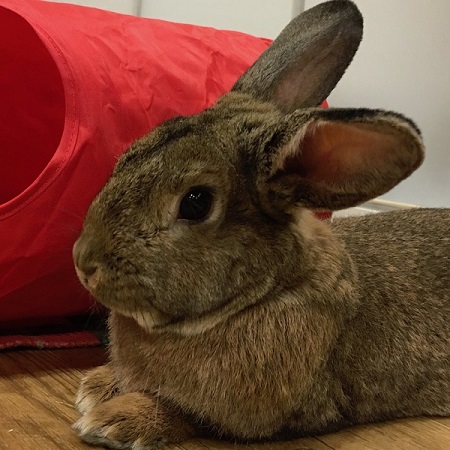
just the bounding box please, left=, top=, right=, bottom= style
left=72, top=1, right=450, bottom=448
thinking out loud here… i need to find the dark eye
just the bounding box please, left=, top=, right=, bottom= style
left=179, top=187, right=214, bottom=221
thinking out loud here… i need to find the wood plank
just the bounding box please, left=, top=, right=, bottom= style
left=434, top=418, right=450, bottom=429
left=0, top=348, right=107, bottom=450
left=0, top=348, right=449, bottom=450
left=318, top=418, right=450, bottom=450
left=177, top=437, right=333, bottom=450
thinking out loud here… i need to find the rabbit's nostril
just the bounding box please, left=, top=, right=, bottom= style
left=83, top=264, right=98, bottom=277
left=75, top=264, right=101, bottom=292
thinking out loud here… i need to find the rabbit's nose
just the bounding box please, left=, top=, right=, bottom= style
left=73, top=237, right=102, bottom=292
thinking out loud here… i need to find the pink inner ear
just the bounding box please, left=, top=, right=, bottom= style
left=286, top=121, right=403, bottom=185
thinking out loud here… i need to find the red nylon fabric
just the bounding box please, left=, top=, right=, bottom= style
left=0, top=0, right=272, bottom=325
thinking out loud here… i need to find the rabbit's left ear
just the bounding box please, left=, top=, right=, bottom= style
left=255, top=108, right=424, bottom=213
left=232, top=0, right=363, bottom=112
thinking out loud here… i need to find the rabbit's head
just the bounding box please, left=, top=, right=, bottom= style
left=74, top=0, right=424, bottom=334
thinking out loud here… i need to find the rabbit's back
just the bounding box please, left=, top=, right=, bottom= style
left=330, top=208, right=450, bottom=421
left=332, top=208, right=450, bottom=295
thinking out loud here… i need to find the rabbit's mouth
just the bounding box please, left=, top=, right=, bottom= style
left=74, top=249, right=169, bottom=332
left=79, top=273, right=171, bottom=333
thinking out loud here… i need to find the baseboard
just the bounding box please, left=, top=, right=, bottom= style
left=332, top=199, right=419, bottom=218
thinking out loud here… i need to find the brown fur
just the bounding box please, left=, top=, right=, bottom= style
left=73, top=1, right=449, bottom=449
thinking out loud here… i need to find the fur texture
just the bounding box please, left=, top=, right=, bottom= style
left=73, top=1, right=449, bottom=448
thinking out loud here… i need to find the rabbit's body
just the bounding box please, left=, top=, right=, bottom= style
left=331, top=209, right=450, bottom=422
left=72, top=2, right=450, bottom=448
left=102, top=209, right=449, bottom=440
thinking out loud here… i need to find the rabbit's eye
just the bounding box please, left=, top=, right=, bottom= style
left=179, top=187, right=213, bottom=222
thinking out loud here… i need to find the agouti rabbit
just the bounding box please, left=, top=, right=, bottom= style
left=73, top=1, right=450, bottom=448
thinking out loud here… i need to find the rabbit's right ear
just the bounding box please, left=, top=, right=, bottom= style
left=232, top=0, right=363, bottom=113
left=251, top=108, right=424, bottom=214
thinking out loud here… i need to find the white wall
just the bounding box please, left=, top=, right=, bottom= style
left=45, top=0, right=301, bottom=38
left=46, top=0, right=140, bottom=15
left=305, top=0, right=450, bottom=207
left=140, top=0, right=301, bottom=38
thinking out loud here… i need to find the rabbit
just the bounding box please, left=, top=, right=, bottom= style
left=72, top=0, right=450, bottom=449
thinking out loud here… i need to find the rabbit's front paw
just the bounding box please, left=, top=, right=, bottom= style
left=74, top=392, right=193, bottom=450
left=75, top=364, right=119, bottom=416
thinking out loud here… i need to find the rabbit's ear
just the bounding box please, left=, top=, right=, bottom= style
left=257, top=109, right=424, bottom=213
left=232, top=0, right=363, bottom=113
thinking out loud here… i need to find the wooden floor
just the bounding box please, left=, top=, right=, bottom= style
left=0, top=347, right=449, bottom=450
